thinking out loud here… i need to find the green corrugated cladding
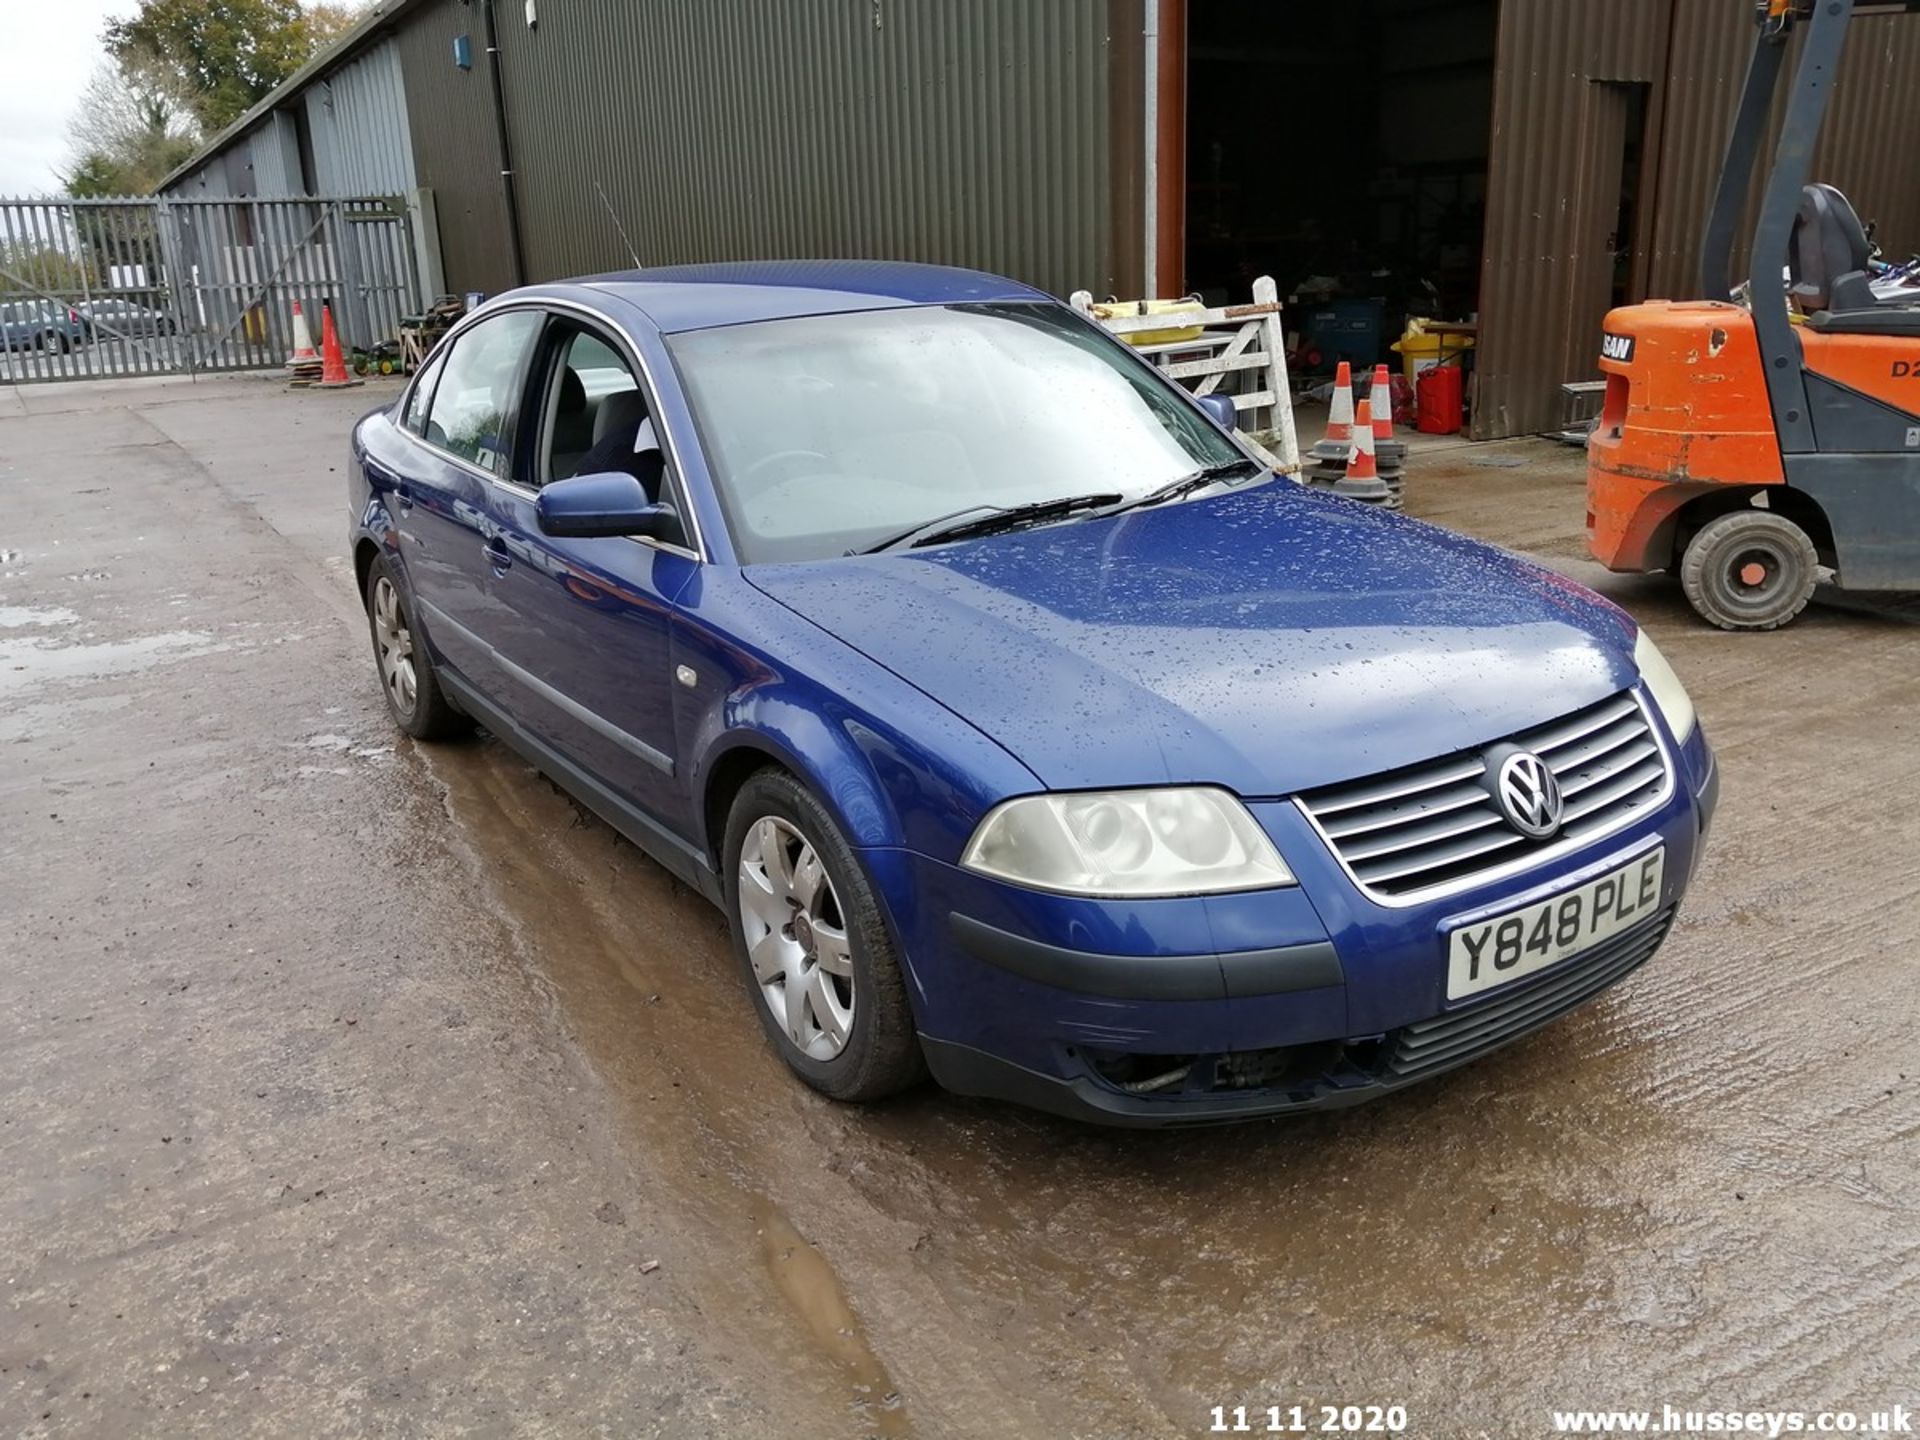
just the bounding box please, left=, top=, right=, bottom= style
left=397, top=0, right=1124, bottom=303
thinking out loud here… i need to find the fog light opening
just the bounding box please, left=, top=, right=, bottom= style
left=1083, top=1050, right=1197, bottom=1094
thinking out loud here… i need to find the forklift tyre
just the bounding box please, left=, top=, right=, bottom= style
left=1679, top=510, right=1818, bottom=632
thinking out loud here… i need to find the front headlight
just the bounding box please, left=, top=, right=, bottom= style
left=1634, top=629, right=1697, bottom=741
left=959, top=787, right=1296, bottom=897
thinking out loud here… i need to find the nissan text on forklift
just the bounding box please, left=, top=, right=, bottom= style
left=1587, top=0, right=1920, bottom=631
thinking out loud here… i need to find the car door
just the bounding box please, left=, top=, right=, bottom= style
left=387, top=308, right=545, bottom=700
left=473, top=312, right=700, bottom=834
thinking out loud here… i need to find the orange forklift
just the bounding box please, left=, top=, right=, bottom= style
left=1587, top=0, right=1920, bottom=629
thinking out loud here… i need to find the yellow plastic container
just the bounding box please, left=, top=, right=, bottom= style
left=1391, top=321, right=1475, bottom=384
left=1093, top=296, right=1207, bottom=347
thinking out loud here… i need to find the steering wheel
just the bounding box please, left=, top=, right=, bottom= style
left=738, top=449, right=831, bottom=487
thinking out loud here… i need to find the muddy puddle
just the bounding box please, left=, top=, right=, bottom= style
left=0, top=602, right=225, bottom=697
left=424, top=742, right=958, bottom=1434
left=413, top=729, right=1715, bottom=1436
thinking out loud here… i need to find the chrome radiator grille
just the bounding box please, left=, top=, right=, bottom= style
left=1297, top=692, right=1670, bottom=902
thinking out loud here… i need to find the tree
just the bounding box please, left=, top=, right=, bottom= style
left=63, top=60, right=201, bottom=198
left=306, top=3, right=365, bottom=47
left=106, top=0, right=369, bottom=136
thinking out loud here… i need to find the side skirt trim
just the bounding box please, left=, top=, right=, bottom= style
left=436, top=667, right=723, bottom=907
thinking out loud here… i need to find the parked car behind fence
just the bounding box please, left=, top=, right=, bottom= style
left=0, top=300, right=85, bottom=353
left=77, top=298, right=177, bottom=340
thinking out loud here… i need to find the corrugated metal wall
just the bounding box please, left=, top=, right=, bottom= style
left=1642, top=3, right=1920, bottom=298
left=396, top=2, right=519, bottom=296
left=253, top=114, right=304, bottom=197
left=1814, top=12, right=1920, bottom=241
left=1475, top=2, right=1671, bottom=440
left=167, top=160, right=233, bottom=201
left=163, top=37, right=417, bottom=206
left=394, top=0, right=1121, bottom=302
left=1477, top=0, right=1920, bottom=440
left=306, top=40, right=418, bottom=198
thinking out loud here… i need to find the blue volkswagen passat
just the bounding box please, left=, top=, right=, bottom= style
left=349, top=262, right=1717, bottom=1126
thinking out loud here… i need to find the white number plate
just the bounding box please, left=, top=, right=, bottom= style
left=1446, top=848, right=1665, bottom=1001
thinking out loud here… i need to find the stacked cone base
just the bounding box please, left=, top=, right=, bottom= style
left=1303, top=455, right=1348, bottom=487
left=1377, top=461, right=1406, bottom=511
left=1331, top=471, right=1393, bottom=504
left=1303, top=460, right=1395, bottom=506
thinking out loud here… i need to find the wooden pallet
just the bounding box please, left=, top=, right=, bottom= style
left=1070, top=276, right=1301, bottom=477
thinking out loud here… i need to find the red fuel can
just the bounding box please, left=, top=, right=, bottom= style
left=1416, top=363, right=1463, bottom=435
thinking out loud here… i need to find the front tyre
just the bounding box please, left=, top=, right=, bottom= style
left=1679, top=510, right=1818, bottom=631
left=364, top=555, right=469, bottom=739
left=723, top=770, right=925, bottom=1103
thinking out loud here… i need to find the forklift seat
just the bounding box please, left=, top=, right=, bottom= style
left=1789, top=183, right=1876, bottom=314
left=1791, top=182, right=1920, bottom=335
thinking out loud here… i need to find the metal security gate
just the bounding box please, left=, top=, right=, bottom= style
left=0, top=195, right=424, bottom=385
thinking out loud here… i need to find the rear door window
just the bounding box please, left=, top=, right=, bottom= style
left=422, top=310, right=544, bottom=477
left=402, top=351, right=446, bottom=436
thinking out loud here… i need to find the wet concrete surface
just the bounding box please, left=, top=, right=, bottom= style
left=2, top=379, right=1916, bottom=1437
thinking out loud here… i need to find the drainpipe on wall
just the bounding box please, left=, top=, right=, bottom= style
left=1142, top=0, right=1159, bottom=298
left=1154, top=0, right=1186, bottom=299
left=1140, top=0, right=1186, bottom=299
left=482, top=0, right=527, bottom=286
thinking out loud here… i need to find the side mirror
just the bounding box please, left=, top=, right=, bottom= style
left=1196, top=393, right=1239, bottom=431
left=536, top=471, right=681, bottom=541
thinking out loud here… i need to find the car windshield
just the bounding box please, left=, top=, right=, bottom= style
left=665, top=302, right=1249, bottom=563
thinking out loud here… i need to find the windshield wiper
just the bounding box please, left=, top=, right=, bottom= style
left=1103, top=457, right=1265, bottom=518
left=854, top=492, right=1123, bottom=554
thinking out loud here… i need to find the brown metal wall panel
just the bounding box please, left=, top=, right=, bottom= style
left=1644, top=6, right=1920, bottom=301
left=1474, top=0, right=1671, bottom=439
left=1812, top=13, right=1920, bottom=257
left=1640, top=0, right=1749, bottom=299
left=394, top=0, right=1119, bottom=302
left=1481, top=0, right=1920, bottom=439
left=396, top=1, right=518, bottom=296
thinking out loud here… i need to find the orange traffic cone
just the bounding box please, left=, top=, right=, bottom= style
left=1313, top=361, right=1356, bottom=462
left=316, top=303, right=361, bottom=389
left=1370, top=362, right=1407, bottom=511
left=1333, top=398, right=1391, bottom=505
left=286, top=300, right=320, bottom=373
left=1370, top=363, right=1406, bottom=459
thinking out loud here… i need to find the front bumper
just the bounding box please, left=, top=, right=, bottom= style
left=890, top=711, right=1718, bottom=1128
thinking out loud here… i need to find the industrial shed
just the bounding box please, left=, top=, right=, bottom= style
left=159, top=0, right=1920, bottom=440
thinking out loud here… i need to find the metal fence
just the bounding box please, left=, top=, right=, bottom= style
left=0, top=195, right=423, bottom=384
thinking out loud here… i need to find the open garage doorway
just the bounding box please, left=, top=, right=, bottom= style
left=1182, top=0, right=1498, bottom=412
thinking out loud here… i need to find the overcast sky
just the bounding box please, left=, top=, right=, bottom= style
left=0, top=1, right=138, bottom=195
left=0, top=2, right=349, bottom=195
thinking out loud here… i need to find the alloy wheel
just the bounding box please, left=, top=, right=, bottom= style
left=736, top=815, right=855, bottom=1061
left=372, top=575, right=419, bottom=718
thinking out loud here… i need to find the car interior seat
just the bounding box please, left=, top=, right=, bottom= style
left=588, top=388, right=663, bottom=501
left=549, top=368, right=594, bottom=479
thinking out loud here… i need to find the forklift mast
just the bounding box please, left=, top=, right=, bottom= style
left=1586, top=0, right=1920, bottom=627
left=1699, top=0, right=1920, bottom=456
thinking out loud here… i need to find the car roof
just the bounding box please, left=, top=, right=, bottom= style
left=565, top=259, right=1054, bottom=334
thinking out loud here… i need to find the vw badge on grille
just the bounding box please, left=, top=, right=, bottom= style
left=1492, top=749, right=1564, bottom=840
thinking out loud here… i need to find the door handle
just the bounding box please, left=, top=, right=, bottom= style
left=484, top=538, right=514, bottom=575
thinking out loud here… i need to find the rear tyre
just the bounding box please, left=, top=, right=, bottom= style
left=722, top=769, right=925, bottom=1104
left=1679, top=510, right=1818, bottom=631
left=364, top=555, right=469, bottom=740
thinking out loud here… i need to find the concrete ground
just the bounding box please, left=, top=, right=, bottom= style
left=2, top=376, right=1916, bottom=1439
